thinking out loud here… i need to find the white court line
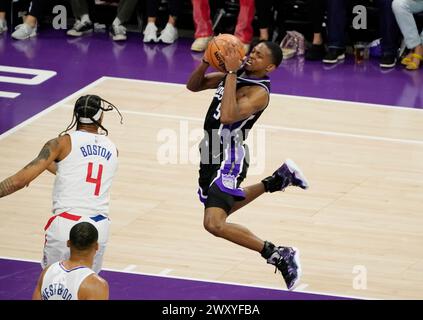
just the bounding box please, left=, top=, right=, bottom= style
left=102, top=76, right=423, bottom=112
left=0, top=255, right=367, bottom=300
left=294, top=283, right=310, bottom=291
left=0, top=77, right=107, bottom=141
left=58, top=104, right=423, bottom=145
left=123, top=264, right=137, bottom=272
left=116, top=109, right=423, bottom=146
left=2, top=76, right=422, bottom=146
left=0, top=91, right=20, bottom=99
left=158, top=268, right=173, bottom=275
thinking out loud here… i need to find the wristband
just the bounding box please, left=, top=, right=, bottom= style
left=202, top=59, right=209, bottom=65
left=227, top=70, right=237, bottom=74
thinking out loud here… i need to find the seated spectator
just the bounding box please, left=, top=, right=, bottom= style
left=190, top=0, right=255, bottom=53
left=67, top=0, right=179, bottom=44
left=110, top=0, right=139, bottom=41
left=67, top=0, right=94, bottom=37
left=11, top=0, right=44, bottom=40
left=67, top=0, right=139, bottom=41
left=0, top=0, right=8, bottom=34
left=143, top=0, right=181, bottom=44
left=255, top=0, right=282, bottom=42
left=305, top=0, right=326, bottom=61
left=324, top=0, right=400, bottom=68
left=392, top=0, right=423, bottom=70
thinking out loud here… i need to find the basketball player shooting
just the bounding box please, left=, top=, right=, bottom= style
left=186, top=39, right=309, bottom=290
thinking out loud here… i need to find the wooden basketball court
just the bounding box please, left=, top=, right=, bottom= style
left=1, top=77, right=422, bottom=299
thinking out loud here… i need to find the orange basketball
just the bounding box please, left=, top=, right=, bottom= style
left=205, top=34, right=246, bottom=72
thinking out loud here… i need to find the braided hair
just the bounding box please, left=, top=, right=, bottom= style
left=60, top=95, right=123, bottom=136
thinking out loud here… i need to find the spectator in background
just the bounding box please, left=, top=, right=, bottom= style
left=66, top=0, right=94, bottom=37
left=392, top=0, right=423, bottom=70
left=143, top=0, right=181, bottom=44
left=305, top=0, right=326, bottom=61
left=0, top=0, right=8, bottom=34
left=190, top=0, right=255, bottom=53
left=11, top=0, right=46, bottom=40
left=324, top=0, right=400, bottom=68
left=67, top=0, right=140, bottom=41
left=255, top=0, right=282, bottom=42
left=110, top=0, right=139, bottom=41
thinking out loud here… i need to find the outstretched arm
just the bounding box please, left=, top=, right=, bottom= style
left=0, top=138, right=63, bottom=198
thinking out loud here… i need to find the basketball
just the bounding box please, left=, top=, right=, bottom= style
left=205, top=34, right=246, bottom=72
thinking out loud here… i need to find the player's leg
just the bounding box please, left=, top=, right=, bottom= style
left=203, top=188, right=264, bottom=252
left=42, top=215, right=74, bottom=268
left=230, top=158, right=309, bottom=214
left=83, top=216, right=110, bottom=273
left=229, top=182, right=265, bottom=214
left=203, top=184, right=302, bottom=289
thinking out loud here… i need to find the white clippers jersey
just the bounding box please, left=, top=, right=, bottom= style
left=41, top=261, right=95, bottom=300
left=52, top=131, right=118, bottom=217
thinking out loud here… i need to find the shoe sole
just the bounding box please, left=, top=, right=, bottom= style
left=323, top=53, right=345, bottom=64
left=12, top=33, right=36, bottom=40
left=67, top=29, right=93, bottom=37
left=112, top=35, right=127, bottom=41
left=289, top=247, right=302, bottom=291
left=285, top=159, right=309, bottom=189
left=379, top=62, right=396, bottom=68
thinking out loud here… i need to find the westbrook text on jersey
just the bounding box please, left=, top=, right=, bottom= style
left=80, top=145, right=113, bottom=160
left=42, top=283, right=73, bottom=300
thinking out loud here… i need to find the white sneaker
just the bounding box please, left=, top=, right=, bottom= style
left=143, top=22, right=158, bottom=43
left=191, top=36, right=213, bottom=52
left=110, top=24, right=127, bottom=41
left=67, top=20, right=93, bottom=37
left=11, top=23, right=37, bottom=40
left=0, top=19, right=7, bottom=34
left=158, top=23, right=178, bottom=44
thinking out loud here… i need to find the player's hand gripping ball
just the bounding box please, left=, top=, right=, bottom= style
left=204, top=34, right=246, bottom=72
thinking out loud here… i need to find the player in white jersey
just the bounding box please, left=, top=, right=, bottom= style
left=0, top=95, right=122, bottom=273
left=33, top=222, right=109, bottom=300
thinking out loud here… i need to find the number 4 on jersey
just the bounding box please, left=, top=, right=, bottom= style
left=86, top=162, right=103, bottom=196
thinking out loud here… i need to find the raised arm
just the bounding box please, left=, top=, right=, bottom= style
left=0, top=136, right=66, bottom=198
left=219, top=45, right=269, bottom=124
left=186, top=54, right=226, bottom=92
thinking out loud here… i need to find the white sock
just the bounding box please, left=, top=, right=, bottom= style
left=112, top=17, right=121, bottom=26
left=80, top=14, right=90, bottom=24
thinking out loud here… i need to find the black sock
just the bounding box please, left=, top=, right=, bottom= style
left=260, top=241, right=276, bottom=259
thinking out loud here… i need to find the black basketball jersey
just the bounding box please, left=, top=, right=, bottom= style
left=199, top=72, right=271, bottom=164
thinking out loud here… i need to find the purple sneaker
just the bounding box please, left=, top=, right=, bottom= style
left=262, top=158, right=309, bottom=192
left=267, top=246, right=302, bottom=290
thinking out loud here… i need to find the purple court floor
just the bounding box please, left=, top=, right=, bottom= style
left=1, top=29, right=423, bottom=136
left=0, top=258, right=352, bottom=300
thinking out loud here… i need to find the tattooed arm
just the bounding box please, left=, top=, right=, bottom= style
left=0, top=138, right=63, bottom=198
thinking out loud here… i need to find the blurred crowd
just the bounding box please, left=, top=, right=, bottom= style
left=1, top=0, right=422, bottom=70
